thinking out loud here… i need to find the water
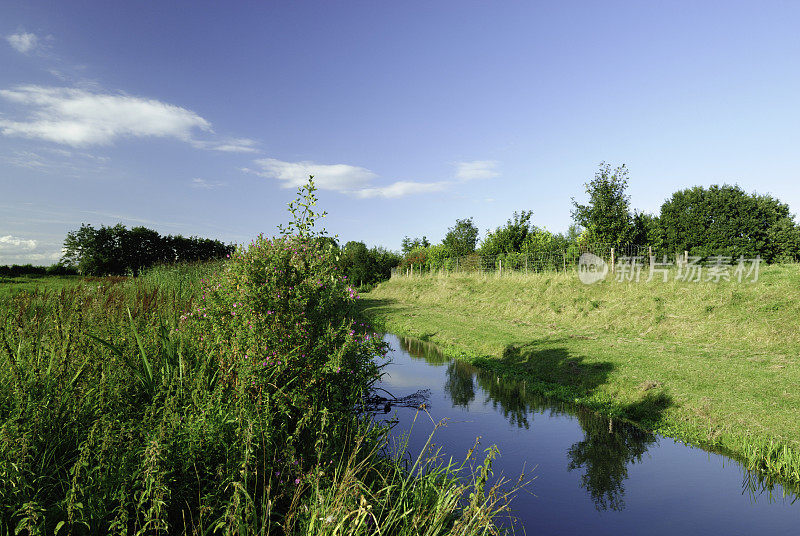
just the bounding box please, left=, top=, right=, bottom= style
left=377, top=334, right=800, bottom=535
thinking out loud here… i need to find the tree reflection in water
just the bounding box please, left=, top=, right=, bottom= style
left=565, top=409, right=654, bottom=511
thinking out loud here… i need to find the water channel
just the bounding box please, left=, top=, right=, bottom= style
left=377, top=334, right=800, bottom=535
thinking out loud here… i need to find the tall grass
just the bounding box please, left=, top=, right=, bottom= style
left=0, top=257, right=520, bottom=533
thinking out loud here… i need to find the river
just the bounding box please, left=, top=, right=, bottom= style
left=377, top=334, right=800, bottom=535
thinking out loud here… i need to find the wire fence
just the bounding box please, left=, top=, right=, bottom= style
left=391, top=244, right=777, bottom=279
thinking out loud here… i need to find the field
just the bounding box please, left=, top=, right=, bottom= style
left=362, top=264, right=800, bottom=484
left=0, top=275, right=83, bottom=298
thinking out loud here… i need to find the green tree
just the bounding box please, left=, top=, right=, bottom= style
left=481, top=211, right=535, bottom=255
left=442, top=218, right=479, bottom=257
left=401, top=235, right=430, bottom=255
left=631, top=212, right=663, bottom=251
left=659, top=184, right=800, bottom=261
left=571, top=163, right=635, bottom=247
left=62, top=223, right=234, bottom=275
left=340, top=241, right=372, bottom=285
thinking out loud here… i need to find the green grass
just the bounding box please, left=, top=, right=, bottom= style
left=0, top=274, right=83, bottom=298
left=361, top=264, right=800, bottom=484
left=0, top=261, right=520, bottom=534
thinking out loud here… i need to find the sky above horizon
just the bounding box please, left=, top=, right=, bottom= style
left=2, top=1, right=800, bottom=264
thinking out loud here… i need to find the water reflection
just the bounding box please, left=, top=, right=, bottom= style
left=396, top=335, right=799, bottom=510
left=566, top=409, right=654, bottom=511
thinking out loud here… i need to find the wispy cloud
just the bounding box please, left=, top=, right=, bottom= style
left=192, top=137, right=260, bottom=153
left=246, top=156, right=501, bottom=199
left=354, top=180, right=451, bottom=199
left=191, top=178, right=226, bottom=190
left=6, top=32, right=40, bottom=54
left=0, top=85, right=212, bottom=147
left=249, top=158, right=378, bottom=191
left=2, top=148, right=109, bottom=175
left=455, top=160, right=500, bottom=181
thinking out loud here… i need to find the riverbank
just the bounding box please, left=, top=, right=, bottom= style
left=361, top=265, right=800, bottom=484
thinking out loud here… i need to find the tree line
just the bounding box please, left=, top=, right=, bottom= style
left=399, top=162, right=800, bottom=269
left=61, top=224, right=235, bottom=276
left=0, top=264, right=78, bottom=278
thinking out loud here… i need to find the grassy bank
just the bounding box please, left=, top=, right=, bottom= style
left=362, top=265, right=800, bottom=485
left=0, top=254, right=517, bottom=534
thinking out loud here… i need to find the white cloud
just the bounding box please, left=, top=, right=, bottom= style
left=251, top=157, right=378, bottom=191
left=0, top=235, right=37, bottom=251
left=354, top=180, right=451, bottom=199
left=0, top=85, right=212, bottom=147
left=0, top=249, right=63, bottom=265
left=6, top=32, right=39, bottom=54
left=192, top=137, right=259, bottom=153
left=247, top=158, right=500, bottom=199
left=455, top=160, right=500, bottom=181
left=213, top=138, right=259, bottom=153
left=191, top=178, right=226, bottom=190
left=248, top=157, right=501, bottom=199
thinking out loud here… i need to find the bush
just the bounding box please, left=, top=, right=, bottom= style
left=184, top=232, right=386, bottom=449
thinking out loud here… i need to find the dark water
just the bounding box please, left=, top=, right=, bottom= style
left=377, top=334, right=800, bottom=535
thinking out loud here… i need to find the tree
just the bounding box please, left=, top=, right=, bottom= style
left=340, top=241, right=372, bottom=285
left=339, top=242, right=402, bottom=286
left=401, top=236, right=430, bottom=255
left=442, top=218, right=479, bottom=257
left=481, top=211, right=536, bottom=255
left=571, top=163, right=635, bottom=247
left=659, top=184, right=800, bottom=261
left=630, top=212, right=663, bottom=250
left=62, top=224, right=234, bottom=275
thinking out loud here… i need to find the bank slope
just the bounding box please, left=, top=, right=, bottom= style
left=361, top=266, right=800, bottom=485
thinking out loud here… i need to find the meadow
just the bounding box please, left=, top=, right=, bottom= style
left=0, top=249, right=518, bottom=534
left=0, top=275, right=83, bottom=299
left=362, top=264, right=800, bottom=485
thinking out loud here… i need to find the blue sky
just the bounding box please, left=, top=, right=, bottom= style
left=2, top=1, right=800, bottom=264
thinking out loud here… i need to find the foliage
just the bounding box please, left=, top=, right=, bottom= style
left=277, top=175, right=329, bottom=238
left=481, top=211, right=536, bottom=256
left=62, top=223, right=234, bottom=276
left=630, top=212, right=663, bottom=251
left=401, top=236, right=431, bottom=255
left=571, top=163, right=635, bottom=248
left=442, top=218, right=480, bottom=257
left=659, top=184, right=800, bottom=262
left=339, top=242, right=402, bottom=287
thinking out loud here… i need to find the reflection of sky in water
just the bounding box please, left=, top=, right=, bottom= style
left=379, top=334, right=800, bottom=535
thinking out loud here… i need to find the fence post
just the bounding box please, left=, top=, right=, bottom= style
left=499, top=259, right=502, bottom=277
left=648, top=246, right=653, bottom=269
left=525, top=256, right=528, bottom=274
left=684, top=251, right=688, bottom=267
left=563, top=251, right=567, bottom=273
left=611, top=247, right=615, bottom=274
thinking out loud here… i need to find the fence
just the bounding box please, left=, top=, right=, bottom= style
left=390, top=244, right=767, bottom=279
